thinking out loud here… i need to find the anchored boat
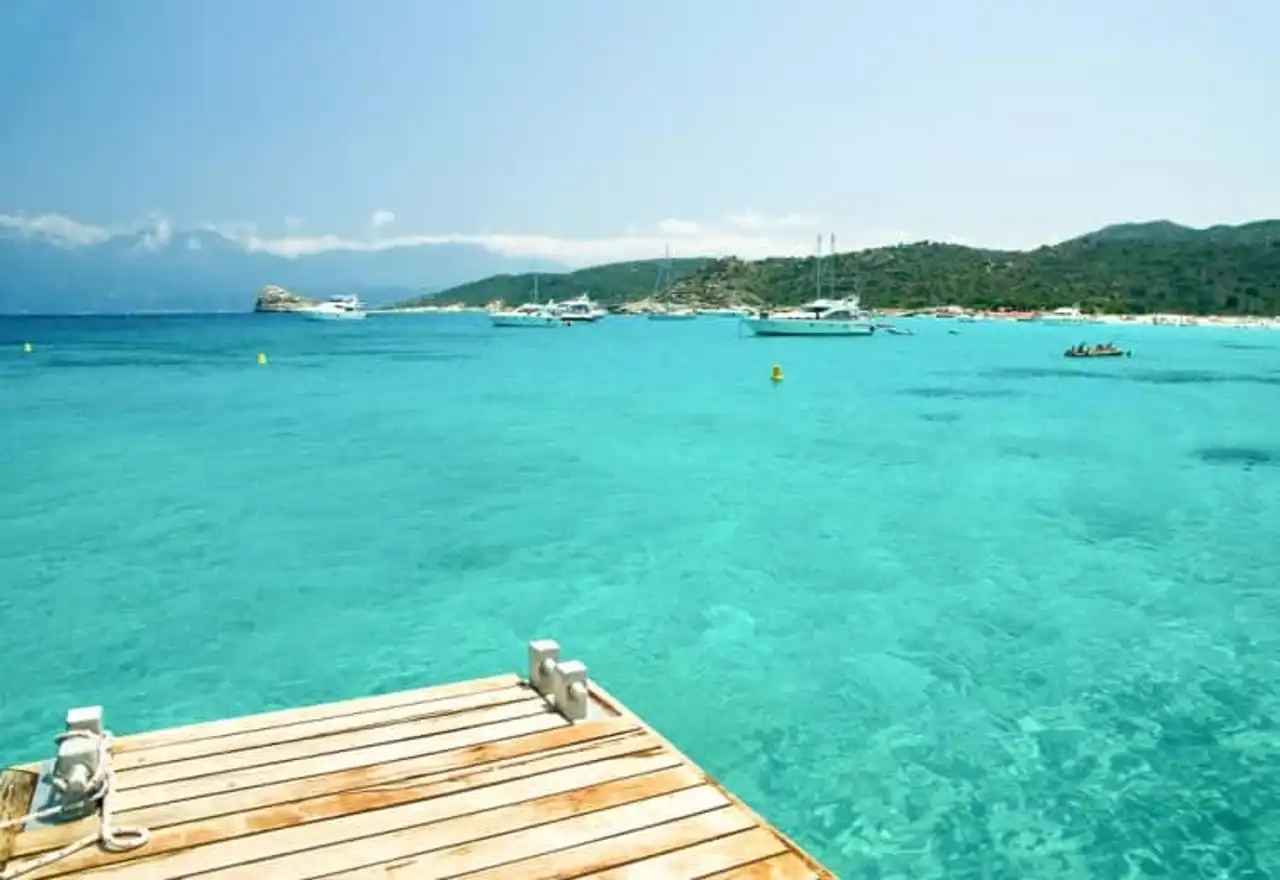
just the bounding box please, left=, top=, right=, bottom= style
left=490, top=276, right=568, bottom=327
left=741, top=233, right=875, bottom=337
left=549, top=294, right=606, bottom=322
left=1064, top=342, right=1130, bottom=358
left=302, top=295, right=367, bottom=321
left=743, top=297, right=875, bottom=336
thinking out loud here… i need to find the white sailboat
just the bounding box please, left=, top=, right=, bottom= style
left=490, top=275, right=567, bottom=327
left=647, top=247, right=697, bottom=320
left=741, top=234, right=875, bottom=336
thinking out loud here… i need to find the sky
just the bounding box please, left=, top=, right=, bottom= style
left=0, top=0, right=1277, bottom=265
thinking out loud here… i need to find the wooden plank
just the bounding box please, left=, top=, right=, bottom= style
left=0, top=768, right=40, bottom=865
left=74, top=754, right=697, bottom=879
left=117, top=697, right=549, bottom=790
left=114, top=684, right=533, bottom=772
left=112, top=674, right=521, bottom=754
left=247, top=777, right=727, bottom=880
left=584, top=827, right=789, bottom=879
left=13, top=712, right=579, bottom=860
left=456, top=804, right=757, bottom=880
left=111, top=709, right=564, bottom=814
left=588, top=683, right=835, bottom=879
left=16, top=727, right=662, bottom=878
left=701, top=852, right=822, bottom=879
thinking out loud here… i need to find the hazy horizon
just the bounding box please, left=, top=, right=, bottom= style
left=2, top=0, right=1276, bottom=274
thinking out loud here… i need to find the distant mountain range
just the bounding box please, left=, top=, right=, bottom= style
left=4, top=218, right=1279, bottom=315
left=1071, top=219, right=1280, bottom=246
left=0, top=224, right=566, bottom=314
left=423, top=220, right=1280, bottom=316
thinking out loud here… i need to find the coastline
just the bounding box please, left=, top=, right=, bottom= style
left=877, top=306, right=1280, bottom=329
left=371, top=301, right=1280, bottom=328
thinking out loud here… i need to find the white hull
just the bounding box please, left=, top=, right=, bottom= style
left=303, top=308, right=366, bottom=321
left=490, top=312, right=565, bottom=327
left=549, top=294, right=606, bottom=322
left=743, top=317, right=875, bottom=336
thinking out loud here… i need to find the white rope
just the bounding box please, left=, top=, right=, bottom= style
left=0, top=730, right=150, bottom=879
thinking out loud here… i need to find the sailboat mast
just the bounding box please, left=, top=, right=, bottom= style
left=829, top=233, right=836, bottom=298
left=814, top=233, right=823, bottom=298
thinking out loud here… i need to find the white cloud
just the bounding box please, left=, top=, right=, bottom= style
left=370, top=209, right=395, bottom=228
left=283, top=215, right=306, bottom=232
left=0, top=212, right=110, bottom=245
left=230, top=215, right=902, bottom=265
left=0, top=208, right=919, bottom=267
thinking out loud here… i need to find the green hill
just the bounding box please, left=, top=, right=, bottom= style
left=393, top=257, right=712, bottom=308
left=413, top=221, right=1280, bottom=316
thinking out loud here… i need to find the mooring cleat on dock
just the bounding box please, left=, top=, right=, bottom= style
left=528, top=638, right=591, bottom=722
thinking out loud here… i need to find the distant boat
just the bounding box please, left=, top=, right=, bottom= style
left=649, top=307, right=697, bottom=320
left=489, top=276, right=567, bottom=327
left=303, top=295, right=367, bottom=321
left=550, top=294, right=606, bottom=322
left=647, top=247, right=698, bottom=320
left=741, top=234, right=875, bottom=337
left=744, top=297, right=875, bottom=336
left=697, top=306, right=754, bottom=318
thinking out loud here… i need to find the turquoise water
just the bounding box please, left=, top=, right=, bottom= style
left=2, top=313, right=1278, bottom=878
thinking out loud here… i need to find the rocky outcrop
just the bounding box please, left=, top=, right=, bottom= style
left=254, top=284, right=317, bottom=312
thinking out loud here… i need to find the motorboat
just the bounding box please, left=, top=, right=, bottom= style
left=489, top=275, right=568, bottom=327
left=550, top=295, right=606, bottom=322
left=1064, top=343, right=1130, bottom=358
left=742, top=297, right=875, bottom=336
left=742, top=233, right=875, bottom=336
left=490, top=303, right=567, bottom=327
left=302, top=295, right=367, bottom=321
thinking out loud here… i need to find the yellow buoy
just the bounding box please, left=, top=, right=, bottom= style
left=257, top=352, right=267, bottom=366
left=22, top=342, right=33, bottom=354
left=771, top=364, right=783, bottom=382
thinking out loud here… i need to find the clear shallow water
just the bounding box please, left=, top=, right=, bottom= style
left=1, top=313, right=1278, bottom=879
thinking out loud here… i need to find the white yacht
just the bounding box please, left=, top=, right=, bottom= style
left=743, top=297, right=875, bottom=336
left=489, top=302, right=566, bottom=327
left=302, top=295, right=367, bottom=321
left=550, top=294, right=606, bottom=322
left=741, top=234, right=875, bottom=336
left=489, top=276, right=567, bottom=327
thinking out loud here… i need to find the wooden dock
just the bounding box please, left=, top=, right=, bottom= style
left=0, top=639, right=835, bottom=879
